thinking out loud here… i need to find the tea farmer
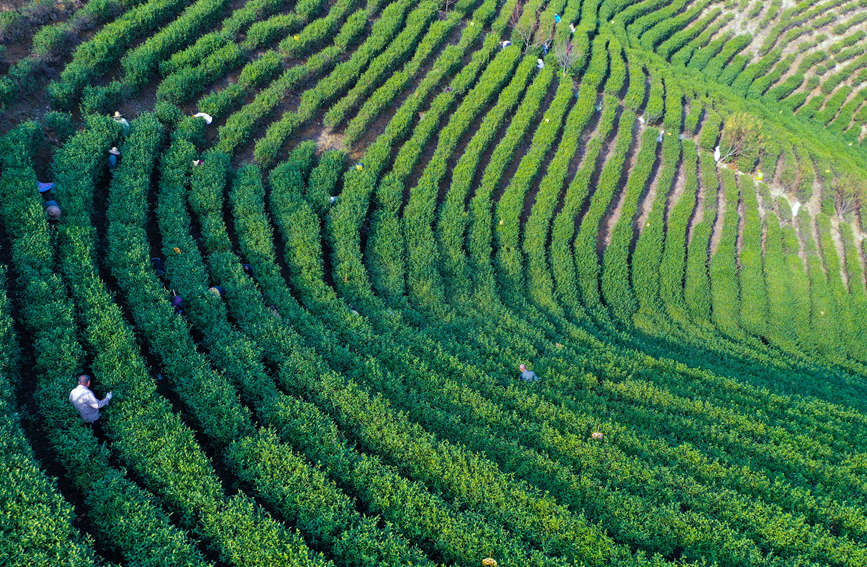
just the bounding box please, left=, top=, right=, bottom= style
left=193, top=112, right=213, bottom=125
left=69, top=374, right=112, bottom=424
left=44, top=200, right=61, bottom=221
left=151, top=257, right=165, bottom=277
left=519, top=364, right=540, bottom=382
left=113, top=111, right=130, bottom=137
left=171, top=293, right=183, bottom=314
left=108, top=147, right=120, bottom=172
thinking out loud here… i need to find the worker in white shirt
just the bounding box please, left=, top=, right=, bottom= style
left=69, top=374, right=112, bottom=424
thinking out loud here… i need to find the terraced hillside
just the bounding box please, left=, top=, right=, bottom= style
left=2, top=0, right=867, bottom=565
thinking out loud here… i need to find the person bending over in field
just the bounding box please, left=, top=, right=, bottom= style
left=44, top=200, right=61, bottom=221
left=69, top=374, right=112, bottom=424
left=108, top=147, right=120, bottom=173
left=519, top=364, right=540, bottom=382
left=113, top=111, right=130, bottom=137
left=193, top=112, right=213, bottom=125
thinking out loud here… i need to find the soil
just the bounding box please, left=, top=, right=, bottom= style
left=599, top=114, right=642, bottom=249
left=118, top=80, right=158, bottom=123
left=787, top=27, right=867, bottom=111
left=755, top=182, right=769, bottom=254
left=826, top=84, right=867, bottom=128
left=72, top=171, right=233, bottom=566
left=791, top=204, right=809, bottom=265
left=193, top=65, right=245, bottom=115
left=0, top=211, right=124, bottom=565
left=664, top=145, right=687, bottom=224
left=632, top=131, right=662, bottom=235
left=727, top=0, right=794, bottom=56
left=350, top=102, right=397, bottom=157
left=441, top=88, right=496, bottom=208
left=685, top=160, right=705, bottom=247
left=574, top=104, right=623, bottom=231
left=473, top=80, right=556, bottom=212
left=558, top=97, right=602, bottom=189
left=806, top=161, right=852, bottom=283
left=805, top=160, right=823, bottom=219
left=829, top=215, right=850, bottom=288
left=399, top=112, right=443, bottom=209
left=230, top=86, right=303, bottom=167
left=1, top=0, right=35, bottom=10
left=1, top=40, right=30, bottom=71
left=315, top=126, right=347, bottom=153
left=0, top=58, right=55, bottom=135
left=853, top=218, right=867, bottom=289
left=490, top=75, right=560, bottom=209
left=735, top=191, right=745, bottom=269
left=1, top=0, right=83, bottom=59
left=520, top=92, right=583, bottom=230
left=343, top=23, right=456, bottom=160
left=708, top=165, right=727, bottom=257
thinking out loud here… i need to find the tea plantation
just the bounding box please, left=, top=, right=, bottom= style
left=1, top=0, right=867, bottom=565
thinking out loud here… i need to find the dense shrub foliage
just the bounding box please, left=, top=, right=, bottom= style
left=2, top=0, right=867, bottom=565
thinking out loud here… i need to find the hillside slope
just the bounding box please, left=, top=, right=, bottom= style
left=1, top=0, right=867, bottom=565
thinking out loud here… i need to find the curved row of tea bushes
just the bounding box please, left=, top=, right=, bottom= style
left=254, top=0, right=417, bottom=164
left=403, top=45, right=525, bottom=309
left=51, top=116, right=330, bottom=567
left=0, top=267, right=101, bottom=566
left=0, top=122, right=220, bottom=567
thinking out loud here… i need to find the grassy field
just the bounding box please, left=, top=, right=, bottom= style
left=1, top=0, right=867, bottom=565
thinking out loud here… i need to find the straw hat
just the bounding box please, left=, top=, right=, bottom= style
left=113, top=111, right=122, bottom=118
left=591, top=431, right=604, bottom=440
left=482, top=559, right=498, bottom=567
left=109, top=147, right=120, bottom=156
left=46, top=204, right=61, bottom=220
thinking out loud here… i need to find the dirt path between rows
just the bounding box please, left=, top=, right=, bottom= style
left=600, top=116, right=643, bottom=248
left=664, top=145, right=687, bottom=224
left=632, top=129, right=662, bottom=234
left=735, top=190, right=745, bottom=269
left=685, top=151, right=708, bottom=246
left=709, top=165, right=727, bottom=257
left=829, top=215, right=851, bottom=288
